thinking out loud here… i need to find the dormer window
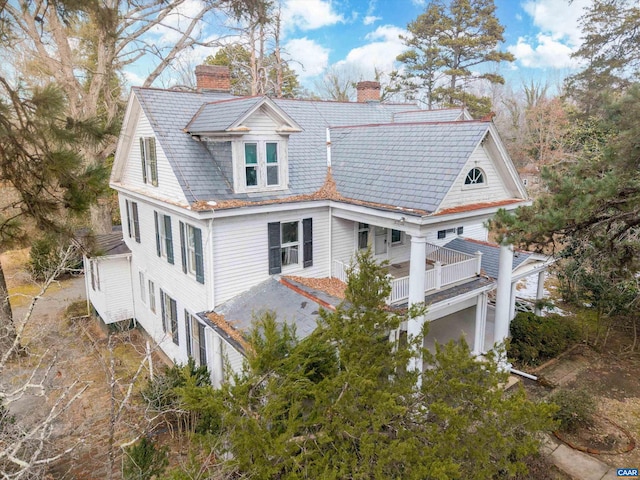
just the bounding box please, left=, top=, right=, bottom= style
left=140, top=137, right=158, bottom=186
left=464, top=167, right=485, bottom=185
left=242, top=140, right=284, bottom=189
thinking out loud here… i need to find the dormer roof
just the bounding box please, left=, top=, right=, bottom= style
left=185, top=96, right=303, bottom=135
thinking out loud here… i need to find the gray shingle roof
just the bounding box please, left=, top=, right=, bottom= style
left=444, top=238, right=531, bottom=279
left=393, top=108, right=466, bottom=123
left=330, top=122, right=490, bottom=212
left=185, top=97, right=263, bottom=133
left=132, top=88, right=489, bottom=212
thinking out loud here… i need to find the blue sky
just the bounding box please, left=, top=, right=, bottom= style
left=129, top=0, right=591, bottom=92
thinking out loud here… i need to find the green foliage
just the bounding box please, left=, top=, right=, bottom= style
left=397, top=0, right=514, bottom=116
left=142, top=358, right=211, bottom=412
left=171, top=250, right=555, bottom=479
left=122, top=437, right=168, bottom=480
left=508, top=312, right=578, bottom=366
left=549, top=389, right=596, bottom=433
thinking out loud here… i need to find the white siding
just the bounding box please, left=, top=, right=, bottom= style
left=243, top=106, right=283, bottom=134
left=213, top=207, right=331, bottom=305
left=85, top=256, right=134, bottom=323
left=331, top=217, right=355, bottom=264
left=438, top=145, right=511, bottom=210
left=120, top=194, right=212, bottom=363
left=120, top=110, right=188, bottom=204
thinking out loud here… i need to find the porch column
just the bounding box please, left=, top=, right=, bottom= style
left=535, top=270, right=546, bottom=315
left=509, top=283, right=517, bottom=321
left=408, top=235, right=427, bottom=374
left=213, top=334, right=224, bottom=388
left=493, top=244, right=513, bottom=345
left=473, top=292, right=488, bottom=355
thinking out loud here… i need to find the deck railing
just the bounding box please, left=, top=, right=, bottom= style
left=332, top=243, right=482, bottom=305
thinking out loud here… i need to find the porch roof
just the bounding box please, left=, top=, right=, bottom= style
left=393, top=277, right=495, bottom=310
left=206, top=276, right=344, bottom=351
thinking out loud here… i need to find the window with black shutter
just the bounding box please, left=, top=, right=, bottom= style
left=131, top=202, right=140, bottom=243
left=180, top=222, right=205, bottom=283
left=268, top=222, right=282, bottom=274
left=303, top=218, right=313, bottom=268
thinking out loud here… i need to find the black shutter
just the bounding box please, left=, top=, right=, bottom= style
left=198, top=322, right=207, bottom=366
left=179, top=221, right=187, bottom=273
left=154, top=211, right=161, bottom=257
left=303, top=218, right=313, bottom=268
left=170, top=298, right=178, bottom=345
left=140, top=138, right=147, bottom=183
left=160, top=290, right=166, bottom=332
left=149, top=138, right=158, bottom=186
left=194, top=227, right=204, bottom=284
left=185, top=310, right=192, bottom=357
left=164, top=215, right=174, bottom=264
left=125, top=200, right=132, bottom=238
left=268, top=222, right=282, bottom=274
left=132, top=202, right=140, bottom=243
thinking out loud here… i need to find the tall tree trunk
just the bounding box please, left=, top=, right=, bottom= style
left=0, top=257, right=16, bottom=351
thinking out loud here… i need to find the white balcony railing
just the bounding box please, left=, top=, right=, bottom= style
left=332, top=243, right=482, bottom=305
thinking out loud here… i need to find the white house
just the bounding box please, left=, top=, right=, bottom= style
left=85, top=65, right=549, bottom=384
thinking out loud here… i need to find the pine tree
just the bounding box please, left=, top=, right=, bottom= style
left=176, top=250, right=555, bottom=478
left=397, top=0, right=514, bottom=116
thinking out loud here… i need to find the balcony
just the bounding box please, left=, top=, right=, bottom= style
left=332, top=242, right=482, bottom=304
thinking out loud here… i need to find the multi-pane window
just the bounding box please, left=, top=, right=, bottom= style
left=268, top=219, right=312, bottom=274
left=391, top=229, right=403, bottom=244
left=186, top=312, right=207, bottom=367
left=281, top=221, right=299, bottom=267
left=160, top=290, right=178, bottom=345
left=266, top=142, right=278, bottom=185
left=125, top=200, right=140, bottom=243
left=140, top=137, right=158, bottom=186
left=154, top=212, right=174, bottom=264
left=437, top=226, right=463, bottom=240
left=244, top=143, right=258, bottom=187
left=464, top=167, right=485, bottom=185
left=358, top=223, right=369, bottom=249
left=179, top=222, right=204, bottom=284
left=148, top=280, right=156, bottom=313
left=243, top=141, right=281, bottom=188
left=139, top=271, right=146, bottom=304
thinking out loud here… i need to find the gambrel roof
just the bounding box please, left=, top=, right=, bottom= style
left=121, top=87, right=526, bottom=214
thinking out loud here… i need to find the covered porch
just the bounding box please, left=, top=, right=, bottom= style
left=332, top=241, right=483, bottom=304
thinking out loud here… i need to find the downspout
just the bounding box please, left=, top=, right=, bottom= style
left=208, top=217, right=215, bottom=309
left=510, top=367, right=538, bottom=381
left=128, top=254, right=137, bottom=327
left=327, top=128, right=333, bottom=277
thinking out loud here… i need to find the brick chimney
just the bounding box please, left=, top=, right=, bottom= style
left=195, top=65, right=230, bottom=92
left=356, top=80, right=380, bottom=102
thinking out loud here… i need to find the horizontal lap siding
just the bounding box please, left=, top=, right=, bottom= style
left=102, top=258, right=134, bottom=322
left=438, top=146, right=510, bottom=210
left=331, top=217, right=355, bottom=264
left=120, top=195, right=212, bottom=363
left=121, top=110, right=187, bottom=204
left=213, top=207, right=330, bottom=305
left=244, top=108, right=280, bottom=134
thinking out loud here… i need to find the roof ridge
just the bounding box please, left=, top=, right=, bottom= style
left=329, top=119, right=490, bottom=130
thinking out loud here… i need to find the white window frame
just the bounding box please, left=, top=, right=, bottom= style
left=357, top=223, right=369, bottom=250
left=159, top=215, right=169, bottom=258
left=463, top=167, right=487, bottom=189
left=235, top=137, right=287, bottom=192
left=186, top=224, right=198, bottom=276
left=281, top=221, right=300, bottom=269
left=391, top=229, right=404, bottom=245
left=140, top=137, right=158, bottom=187
left=187, top=312, right=207, bottom=367
left=139, top=270, right=146, bottom=304
left=148, top=279, right=156, bottom=313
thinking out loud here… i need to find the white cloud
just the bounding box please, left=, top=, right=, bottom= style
left=123, top=70, right=146, bottom=87
left=283, top=37, right=330, bottom=80
left=281, top=0, right=344, bottom=32
left=148, top=0, right=208, bottom=46
left=522, top=0, right=590, bottom=45
left=508, top=34, right=582, bottom=69
left=363, top=15, right=381, bottom=25
left=508, top=0, right=590, bottom=71
left=333, top=24, right=408, bottom=79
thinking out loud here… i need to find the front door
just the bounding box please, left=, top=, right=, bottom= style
left=374, top=227, right=387, bottom=256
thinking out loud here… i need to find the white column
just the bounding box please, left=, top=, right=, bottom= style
left=509, top=284, right=517, bottom=321
left=213, top=334, right=224, bottom=388
left=535, top=270, right=546, bottom=315
left=408, top=235, right=427, bottom=374
left=493, top=244, right=513, bottom=345
left=473, top=292, right=488, bottom=355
